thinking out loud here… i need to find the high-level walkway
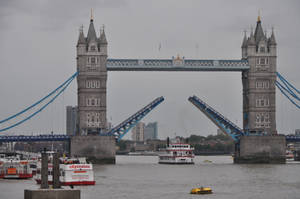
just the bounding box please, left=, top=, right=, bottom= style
left=107, top=58, right=249, bottom=71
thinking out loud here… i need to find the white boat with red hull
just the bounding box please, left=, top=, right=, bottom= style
left=0, top=156, right=33, bottom=179
left=35, top=157, right=95, bottom=186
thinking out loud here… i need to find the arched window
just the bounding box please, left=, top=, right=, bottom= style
left=91, top=57, right=96, bottom=64
left=90, top=45, right=96, bottom=51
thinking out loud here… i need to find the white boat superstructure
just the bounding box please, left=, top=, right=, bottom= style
left=0, top=156, right=33, bottom=179
left=35, top=157, right=95, bottom=186
left=159, top=143, right=195, bottom=164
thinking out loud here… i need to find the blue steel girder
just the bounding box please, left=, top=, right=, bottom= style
left=107, top=59, right=249, bottom=71
left=285, top=135, right=300, bottom=142
left=188, top=95, right=245, bottom=142
left=107, top=97, right=164, bottom=141
left=0, top=134, right=70, bottom=142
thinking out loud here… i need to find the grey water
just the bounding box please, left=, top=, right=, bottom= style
left=0, top=155, right=300, bottom=199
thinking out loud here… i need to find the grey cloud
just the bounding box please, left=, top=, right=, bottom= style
left=0, top=0, right=299, bottom=138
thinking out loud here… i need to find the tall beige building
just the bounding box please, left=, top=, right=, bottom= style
left=242, top=17, right=277, bottom=134
left=131, top=122, right=145, bottom=142
left=76, top=15, right=108, bottom=135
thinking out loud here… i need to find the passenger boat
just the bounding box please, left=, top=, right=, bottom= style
left=28, top=158, right=38, bottom=175
left=35, top=157, right=95, bottom=186
left=0, top=156, right=33, bottom=179
left=158, top=139, right=195, bottom=164
left=286, top=150, right=294, bottom=160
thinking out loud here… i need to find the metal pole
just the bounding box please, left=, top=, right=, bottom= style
left=52, top=152, right=61, bottom=189
left=41, top=151, right=49, bottom=189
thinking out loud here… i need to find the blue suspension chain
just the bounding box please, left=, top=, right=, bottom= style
left=275, top=72, right=300, bottom=109
left=276, top=82, right=300, bottom=109
left=276, top=72, right=300, bottom=95
left=0, top=72, right=78, bottom=124
left=276, top=80, right=300, bottom=101
left=0, top=72, right=78, bottom=132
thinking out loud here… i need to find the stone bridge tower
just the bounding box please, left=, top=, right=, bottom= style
left=242, top=16, right=277, bottom=135
left=76, top=15, right=108, bottom=135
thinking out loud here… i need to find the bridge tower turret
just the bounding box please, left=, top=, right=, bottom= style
left=242, top=16, right=277, bottom=135
left=76, top=14, right=107, bottom=135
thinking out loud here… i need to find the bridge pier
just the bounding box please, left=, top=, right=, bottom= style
left=70, top=135, right=116, bottom=164
left=234, top=135, right=286, bottom=164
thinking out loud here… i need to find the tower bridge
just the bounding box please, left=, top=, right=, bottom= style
left=74, top=14, right=283, bottom=163
left=2, top=14, right=298, bottom=164
left=77, top=15, right=277, bottom=136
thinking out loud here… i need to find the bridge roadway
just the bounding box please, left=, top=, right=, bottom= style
left=0, top=134, right=70, bottom=142
left=107, top=59, right=249, bottom=71
left=0, top=134, right=299, bottom=143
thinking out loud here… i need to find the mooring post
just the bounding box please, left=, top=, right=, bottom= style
left=52, top=152, right=61, bottom=189
left=41, top=150, right=49, bottom=189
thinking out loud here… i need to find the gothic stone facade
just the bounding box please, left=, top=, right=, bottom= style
left=75, top=17, right=277, bottom=136
left=76, top=18, right=107, bottom=135
left=242, top=18, right=277, bottom=135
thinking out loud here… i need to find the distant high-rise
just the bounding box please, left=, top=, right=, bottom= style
left=131, top=122, right=145, bottom=142
left=144, top=122, right=158, bottom=141
left=66, top=106, right=78, bottom=136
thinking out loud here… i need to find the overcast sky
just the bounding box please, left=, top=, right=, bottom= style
left=0, top=0, right=299, bottom=139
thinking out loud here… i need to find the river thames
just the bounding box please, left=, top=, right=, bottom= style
left=0, top=155, right=299, bottom=199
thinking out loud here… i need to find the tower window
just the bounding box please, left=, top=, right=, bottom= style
left=90, top=45, right=96, bottom=51
left=86, top=97, right=100, bottom=106
left=256, top=80, right=270, bottom=89
left=86, top=80, right=100, bottom=88
left=91, top=57, right=96, bottom=64
left=86, top=81, right=90, bottom=88
left=255, top=113, right=270, bottom=128
left=256, top=58, right=269, bottom=65
left=256, top=96, right=269, bottom=107
left=260, top=47, right=265, bottom=53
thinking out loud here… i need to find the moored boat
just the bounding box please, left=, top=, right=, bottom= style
left=35, top=156, right=95, bottom=186
left=0, top=156, right=33, bottom=179
left=286, top=150, right=294, bottom=160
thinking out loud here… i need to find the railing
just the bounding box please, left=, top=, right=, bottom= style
left=107, top=59, right=249, bottom=71
left=188, top=95, right=244, bottom=142
left=106, top=96, right=164, bottom=141
left=0, top=134, right=70, bottom=142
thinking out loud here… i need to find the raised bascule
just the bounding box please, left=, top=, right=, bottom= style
left=2, top=14, right=300, bottom=163
left=73, top=15, right=286, bottom=163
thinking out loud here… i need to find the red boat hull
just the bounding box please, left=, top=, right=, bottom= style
left=35, top=179, right=95, bottom=186
left=0, top=173, right=33, bottom=179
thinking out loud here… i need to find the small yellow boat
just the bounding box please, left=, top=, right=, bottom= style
left=190, top=187, right=212, bottom=194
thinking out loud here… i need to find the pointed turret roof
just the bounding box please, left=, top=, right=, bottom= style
left=87, top=19, right=97, bottom=43
left=77, top=26, right=86, bottom=45
left=254, top=16, right=265, bottom=44
left=242, top=31, right=247, bottom=48
left=269, top=28, right=277, bottom=45
left=100, top=27, right=107, bottom=44
left=248, top=29, right=256, bottom=46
